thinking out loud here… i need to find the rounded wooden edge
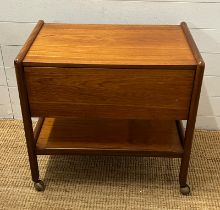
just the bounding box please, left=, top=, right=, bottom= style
left=14, top=20, right=44, bottom=65
left=180, top=22, right=205, bottom=68
left=22, top=62, right=197, bottom=70
left=198, top=60, right=205, bottom=69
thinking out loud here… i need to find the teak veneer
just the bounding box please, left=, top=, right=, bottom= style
left=36, top=118, right=184, bottom=156
left=15, top=20, right=204, bottom=195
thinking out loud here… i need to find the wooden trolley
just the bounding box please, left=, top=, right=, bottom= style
left=15, top=21, right=204, bottom=195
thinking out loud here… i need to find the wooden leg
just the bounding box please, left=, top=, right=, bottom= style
left=176, top=120, right=189, bottom=186
left=178, top=64, right=204, bottom=195
left=25, top=117, right=45, bottom=181
left=179, top=155, right=191, bottom=187
left=24, top=122, right=45, bottom=191
left=23, top=118, right=45, bottom=191
left=179, top=132, right=193, bottom=187
left=19, top=113, right=40, bottom=183
left=26, top=147, right=45, bottom=191
left=179, top=153, right=191, bottom=195
left=15, top=61, right=45, bottom=191
left=27, top=149, right=39, bottom=182
left=178, top=119, right=195, bottom=195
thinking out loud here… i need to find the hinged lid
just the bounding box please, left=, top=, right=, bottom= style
left=18, top=21, right=201, bottom=69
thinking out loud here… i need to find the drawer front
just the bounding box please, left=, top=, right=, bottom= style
left=24, top=67, right=194, bottom=119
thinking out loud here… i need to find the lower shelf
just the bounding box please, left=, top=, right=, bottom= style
left=35, top=118, right=184, bottom=157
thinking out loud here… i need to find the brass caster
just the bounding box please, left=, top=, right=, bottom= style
left=180, top=184, right=190, bottom=195
left=34, top=180, right=45, bottom=192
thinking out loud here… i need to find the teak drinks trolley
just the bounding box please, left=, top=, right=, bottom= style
left=15, top=20, right=204, bottom=195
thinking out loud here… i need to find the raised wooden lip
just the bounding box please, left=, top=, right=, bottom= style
left=181, top=22, right=205, bottom=68
left=23, top=63, right=197, bottom=69
left=14, top=20, right=44, bottom=65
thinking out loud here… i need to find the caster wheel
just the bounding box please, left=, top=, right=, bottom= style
left=34, top=180, right=45, bottom=192
left=180, top=184, right=190, bottom=195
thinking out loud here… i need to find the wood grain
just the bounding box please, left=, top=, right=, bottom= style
left=14, top=20, right=44, bottom=182
left=36, top=118, right=183, bottom=156
left=179, top=64, right=205, bottom=186
left=15, top=20, right=44, bottom=64
left=179, top=22, right=205, bottom=187
left=14, top=21, right=205, bottom=190
left=24, top=67, right=194, bottom=119
left=181, top=22, right=205, bottom=66
left=23, top=24, right=196, bottom=68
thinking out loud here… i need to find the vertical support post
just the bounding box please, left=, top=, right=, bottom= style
left=14, top=20, right=44, bottom=183
left=180, top=22, right=205, bottom=192
left=179, top=63, right=204, bottom=187
left=15, top=61, right=40, bottom=182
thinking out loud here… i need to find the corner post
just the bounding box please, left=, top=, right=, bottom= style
left=179, top=22, right=205, bottom=190
left=14, top=20, right=44, bottom=184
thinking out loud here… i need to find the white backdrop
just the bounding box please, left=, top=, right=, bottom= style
left=0, top=0, right=220, bottom=129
